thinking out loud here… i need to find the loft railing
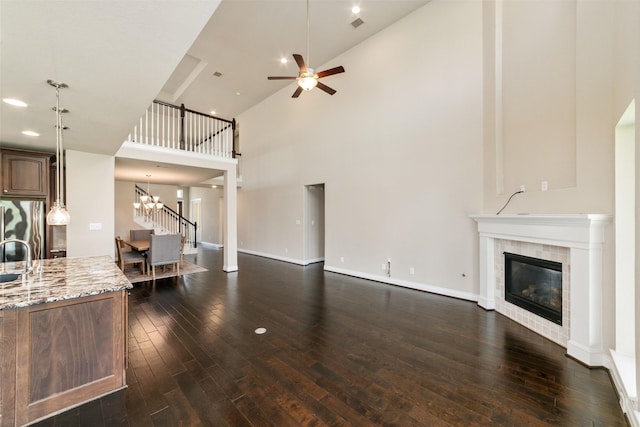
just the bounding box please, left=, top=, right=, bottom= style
left=134, top=185, right=198, bottom=248
left=127, top=100, right=236, bottom=158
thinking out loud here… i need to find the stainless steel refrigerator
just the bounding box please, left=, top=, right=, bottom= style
left=0, top=200, right=45, bottom=262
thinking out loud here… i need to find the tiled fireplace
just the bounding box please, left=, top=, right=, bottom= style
left=471, top=214, right=611, bottom=367
left=495, top=240, right=569, bottom=346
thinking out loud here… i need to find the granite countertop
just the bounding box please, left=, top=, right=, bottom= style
left=0, top=255, right=133, bottom=310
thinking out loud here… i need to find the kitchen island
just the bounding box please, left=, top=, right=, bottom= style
left=0, top=256, right=132, bottom=426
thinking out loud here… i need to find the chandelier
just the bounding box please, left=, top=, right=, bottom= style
left=46, top=79, right=71, bottom=226
left=133, top=174, right=163, bottom=217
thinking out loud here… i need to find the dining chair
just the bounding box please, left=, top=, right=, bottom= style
left=130, top=229, right=153, bottom=241
left=115, top=236, right=146, bottom=274
left=147, top=234, right=182, bottom=279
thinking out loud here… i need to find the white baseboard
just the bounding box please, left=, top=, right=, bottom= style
left=610, top=350, right=639, bottom=426
left=323, top=265, right=478, bottom=302
left=238, top=249, right=322, bottom=266
left=236, top=250, right=477, bottom=301
left=200, top=241, right=223, bottom=249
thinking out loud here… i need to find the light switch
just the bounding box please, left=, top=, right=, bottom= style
left=89, top=223, right=102, bottom=231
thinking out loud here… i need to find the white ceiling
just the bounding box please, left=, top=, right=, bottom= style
left=1, top=0, right=429, bottom=186
left=114, top=158, right=224, bottom=187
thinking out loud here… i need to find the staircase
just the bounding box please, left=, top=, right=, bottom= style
left=133, top=185, right=198, bottom=254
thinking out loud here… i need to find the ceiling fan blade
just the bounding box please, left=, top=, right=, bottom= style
left=292, top=86, right=303, bottom=98
left=316, top=81, right=337, bottom=95
left=316, top=66, right=345, bottom=79
left=293, top=54, right=307, bottom=73
left=268, top=76, right=298, bottom=80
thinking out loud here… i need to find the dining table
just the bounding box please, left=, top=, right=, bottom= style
left=123, top=239, right=149, bottom=252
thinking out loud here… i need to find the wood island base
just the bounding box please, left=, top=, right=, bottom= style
left=1, top=290, right=128, bottom=426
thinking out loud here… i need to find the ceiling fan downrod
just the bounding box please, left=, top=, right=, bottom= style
left=306, top=0, right=311, bottom=66
left=266, top=0, right=345, bottom=97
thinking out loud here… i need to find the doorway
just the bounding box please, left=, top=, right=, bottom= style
left=304, top=184, right=325, bottom=264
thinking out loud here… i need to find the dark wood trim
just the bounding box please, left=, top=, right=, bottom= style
left=0, top=310, right=17, bottom=427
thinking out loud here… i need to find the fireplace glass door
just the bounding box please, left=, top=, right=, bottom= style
left=504, top=252, right=562, bottom=325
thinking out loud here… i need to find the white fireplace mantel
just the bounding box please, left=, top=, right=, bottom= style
left=470, top=214, right=612, bottom=367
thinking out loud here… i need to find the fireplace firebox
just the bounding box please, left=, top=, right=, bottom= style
left=504, top=252, right=562, bottom=325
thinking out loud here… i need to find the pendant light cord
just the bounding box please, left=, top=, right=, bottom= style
left=59, top=96, right=65, bottom=208
left=55, top=86, right=62, bottom=206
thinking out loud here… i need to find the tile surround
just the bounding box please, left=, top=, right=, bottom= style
left=494, top=239, right=570, bottom=347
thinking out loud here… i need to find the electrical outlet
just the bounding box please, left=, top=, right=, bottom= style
left=381, top=263, right=387, bottom=270
left=541, top=180, right=548, bottom=191
left=519, top=184, right=526, bottom=192
left=340, top=257, right=344, bottom=263
left=409, top=267, right=415, bottom=275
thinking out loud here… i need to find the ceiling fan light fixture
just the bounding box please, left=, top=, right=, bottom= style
left=298, top=71, right=318, bottom=91
left=267, top=0, right=344, bottom=97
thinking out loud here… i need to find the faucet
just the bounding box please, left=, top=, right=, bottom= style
left=0, top=239, right=33, bottom=276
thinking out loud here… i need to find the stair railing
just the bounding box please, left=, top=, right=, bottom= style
left=127, top=100, right=236, bottom=158
left=133, top=185, right=198, bottom=248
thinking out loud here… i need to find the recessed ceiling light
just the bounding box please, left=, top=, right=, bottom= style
left=210, top=110, right=216, bottom=115
left=236, top=92, right=241, bottom=96
left=280, top=57, right=288, bottom=64
left=22, top=130, right=39, bottom=137
left=211, top=185, right=218, bottom=189
left=3, top=98, right=28, bottom=107
left=351, top=5, right=361, bottom=14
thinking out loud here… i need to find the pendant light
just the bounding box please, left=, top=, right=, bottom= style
left=133, top=174, right=163, bottom=218
left=46, top=79, right=71, bottom=226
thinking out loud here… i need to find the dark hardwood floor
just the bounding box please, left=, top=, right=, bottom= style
left=33, top=248, right=627, bottom=426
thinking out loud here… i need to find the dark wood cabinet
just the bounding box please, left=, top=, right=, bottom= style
left=1, top=149, right=51, bottom=198
left=0, top=148, right=64, bottom=260
left=1, top=291, right=127, bottom=426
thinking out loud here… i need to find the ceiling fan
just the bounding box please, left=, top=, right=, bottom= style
left=267, top=0, right=345, bottom=98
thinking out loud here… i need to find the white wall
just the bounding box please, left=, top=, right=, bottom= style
left=66, top=150, right=115, bottom=258
left=238, top=0, right=484, bottom=296
left=484, top=0, right=618, bottom=215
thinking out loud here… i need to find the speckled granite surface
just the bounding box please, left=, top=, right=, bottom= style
left=0, top=255, right=132, bottom=310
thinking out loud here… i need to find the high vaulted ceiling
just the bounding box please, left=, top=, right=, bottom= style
left=0, top=0, right=429, bottom=186
left=158, top=0, right=430, bottom=120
